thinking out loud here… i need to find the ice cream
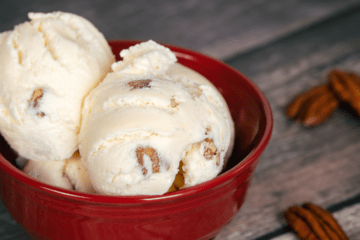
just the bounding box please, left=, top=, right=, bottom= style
left=23, top=151, right=95, bottom=193
left=79, top=40, right=234, bottom=195
left=0, top=12, right=115, bottom=162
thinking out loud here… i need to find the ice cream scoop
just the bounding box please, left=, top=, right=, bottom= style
left=0, top=11, right=115, bottom=162
left=79, top=40, right=234, bottom=195
left=23, top=151, right=95, bottom=193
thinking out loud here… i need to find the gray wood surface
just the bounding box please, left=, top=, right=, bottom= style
left=1, top=0, right=360, bottom=239
left=1, top=0, right=360, bottom=60
left=216, top=5, right=360, bottom=239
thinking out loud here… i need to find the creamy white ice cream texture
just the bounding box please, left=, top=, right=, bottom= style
left=0, top=12, right=115, bottom=162
left=23, top=151, right=95, bottom=193
left=80, top=40, right=234, bottom=195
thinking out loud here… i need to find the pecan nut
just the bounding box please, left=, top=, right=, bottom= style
left=328, top=69, right=360, bottom=114
left=170, top=96, right=179, bottom=108
left=285, top=84, right=339, bottom=127
left=136, top=146, right=160, bottom=175
left=203, top=138, right=220, bottom=165
left=128, top=79, right=152, bottom=90
left=284, top=202, right=349, bottom=240
left=29, top=88, right=45, bottom=117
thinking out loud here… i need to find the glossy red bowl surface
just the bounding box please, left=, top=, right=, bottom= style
left=0, top=40, right=273, bottom=240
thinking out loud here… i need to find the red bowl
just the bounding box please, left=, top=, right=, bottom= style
left=0, top=40, right=273, bottom=240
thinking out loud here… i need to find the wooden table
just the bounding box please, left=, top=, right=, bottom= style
left=1, top=0, right=360, bottom=239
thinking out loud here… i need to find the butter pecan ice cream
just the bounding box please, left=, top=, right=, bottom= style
left=0, top=11, right=115, bottom=162
left=23, top=151, right=95, bottom=193
left=79, top=40, right=234, bottom=195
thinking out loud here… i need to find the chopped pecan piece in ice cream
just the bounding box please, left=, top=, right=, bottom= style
left=136, top=146, right=160, bottom=175
left=29, top=88, right=43, bottom=108
left=128, top=79, right=152, bottom=90
left=203, top=138, right=219, bottom=163
left=29, top=88, right=45, bottom=117
left=170, top=97, right=179, bottom=108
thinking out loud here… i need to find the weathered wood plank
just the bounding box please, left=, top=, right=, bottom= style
left=216, top=6, right=360, bottom=240
left=1, top=0, right=360, bottom=60
left=1, top=1, right=360, bottom=240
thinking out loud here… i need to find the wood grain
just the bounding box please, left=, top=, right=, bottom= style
left=215, top=5, right=360, bottom=240
left=1, top=0, right=359, bottom=60
left=1, top=1, right=360, bottom=240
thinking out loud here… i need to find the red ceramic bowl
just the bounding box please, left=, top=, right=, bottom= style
left=0, top=40, right=272, bottom=240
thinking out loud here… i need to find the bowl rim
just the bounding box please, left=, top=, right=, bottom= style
left=0, top=40, right=273, bottom=204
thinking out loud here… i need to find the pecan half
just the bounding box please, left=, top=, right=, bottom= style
left=136, top=146, right=160, bottom=175
left=303, top=203, right=349, bottom=240
left=328, top=69, right=360, bottom=115
left=29, top=88, right=45, bottom=117
left=285, top=84, right=339, bottom=127
left=128, top=79, right=152, bottom=90
left=284, top=203, right=348, bottom=240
